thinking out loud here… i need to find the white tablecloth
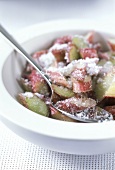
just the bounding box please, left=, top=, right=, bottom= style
left=0, top=121, right=115, bottom=170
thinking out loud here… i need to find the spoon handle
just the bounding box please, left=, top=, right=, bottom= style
left=0, top=24, right=51, bottom=86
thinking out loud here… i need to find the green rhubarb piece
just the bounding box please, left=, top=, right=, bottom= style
left=110, top=56, right=115, bottom=66
left=36, top=81, right=50, bottom=96
left=68, top=44, right=80, bottom=61
left=52, top=84, right=74, bottom=98
left=18, top=93, right=50, bottom=116
left=20, top=78, right=32, bottom=92
left=97, top=59, right=107, bottom=66
left=72, top=35, right=89, bottom=49
left=94, top=68, right=115, bottom=101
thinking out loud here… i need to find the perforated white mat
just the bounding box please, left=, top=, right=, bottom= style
left=0, top=121, right=115, bottom=170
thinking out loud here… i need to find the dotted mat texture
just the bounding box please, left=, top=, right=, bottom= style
left=0, top=121, right=115, bottom=170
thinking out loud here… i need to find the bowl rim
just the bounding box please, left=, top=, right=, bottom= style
left=1, top=19, right=115, bottom=141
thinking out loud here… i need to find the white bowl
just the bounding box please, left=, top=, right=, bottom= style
left=1, top=19, right=115, bottom=155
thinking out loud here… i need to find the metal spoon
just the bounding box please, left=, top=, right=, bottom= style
left=0, top=24, right=113, bottom=123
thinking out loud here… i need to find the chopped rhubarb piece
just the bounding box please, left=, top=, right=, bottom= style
left=46, top=70, right=71, bottom=88
left=85, top=32, right=105, bottom=52
left=99, top=97, right=115, bottom=107
left=94, top=68, right=115, bottom=101
left=108, top=39, right=115, bottom=51
left=20, top=78, right=32, bottom=92
left=32, top=50, right=47, bottom=59
left=72, top=35, right=89, bottom=49
left=54, top=35, right=72, bottom=44
left=80, top=48, right=98, bottom=59
left=49, top=43, right=68, bottom=62
left=52, top=84, right=74, bottom=98
left=93, top=43, right=101, bottom=52
left=18, top=92, right=50, bottom=116
left=55, top=97, right=96, bottom=113
left=97, top=59, right=107, bottom=66
left=28, top=70, right=50, bottom=95
left=104, top=105, right=115, bottom=119
left=72, top=79, right=92, bottom=93
left=74, top=91, right=96, bottom=99
left=98, top=61, right=113, bottom=76
left=65, top=43, right=79, bottom=62
left=85, top=31, right=94, bottom=44
left=52, top=49, right=65, bottom=62
left=71, top=68, right=86, bottom=81
left=51, top=92, right=62, bottom=104
left=98, top=52, right=111, bottom=60
left=50, top=105, right=77, bottom=122
left=110, top=56, right=115, bottom=66
left=71, top=68, right=92, bottom=93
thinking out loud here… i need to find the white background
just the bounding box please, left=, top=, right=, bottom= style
left=0, top=0, right=115, bottom=32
